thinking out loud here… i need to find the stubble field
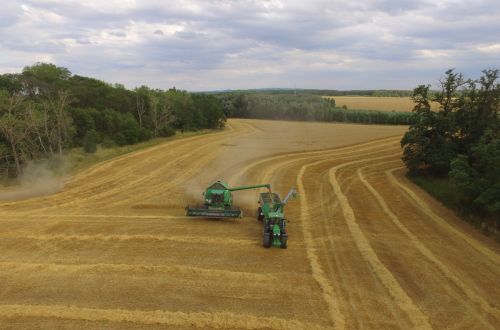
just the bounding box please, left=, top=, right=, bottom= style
left=326, top=96, right=440, bottom=112
left=0, top=119, right=498, bottom=329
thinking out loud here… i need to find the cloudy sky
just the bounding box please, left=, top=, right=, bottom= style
left=1, top=0, right=499, bottom=91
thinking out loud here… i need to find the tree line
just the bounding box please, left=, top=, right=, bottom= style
left=212, top=89, right=414, bottom=97
left=218, top=93, right=414, bottom=125
left=401, top=69, right=499, bottom=222
left=0, top=63, right=226, bottom=178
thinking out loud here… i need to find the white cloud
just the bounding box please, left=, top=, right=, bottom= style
left=417, top=49, right=450, bottom=59
left=477, top=43, right=500, bottom=54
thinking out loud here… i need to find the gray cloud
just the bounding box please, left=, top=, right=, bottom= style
left=0, top=0, right=499, bottom=90
left=0, top=3, right=23, bottom=28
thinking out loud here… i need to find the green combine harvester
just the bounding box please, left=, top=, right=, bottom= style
left=257, top=188, right=297, bottom=249
left=186, top=180, right=271, bottom=218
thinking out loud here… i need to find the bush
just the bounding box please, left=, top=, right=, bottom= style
left=83, top=130, right=98, bottom=153
left=112, top=133, right=126, bottom=146
left=159, top=125, right=175, bottom=137
left=138, top=127, right=152, bottom=141
left=100, top=137, right=115, bottom=148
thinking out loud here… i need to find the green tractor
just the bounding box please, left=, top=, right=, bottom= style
left=257, top=188, right=297, bottom=249
left=186, top=180, right=271, bottom=218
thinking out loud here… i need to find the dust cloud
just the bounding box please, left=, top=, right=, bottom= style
left=183, top=121, right=279, bottom=211
left=0, top=159, right=68, bottom=201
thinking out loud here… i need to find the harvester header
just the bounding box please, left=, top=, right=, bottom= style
left=186, top=180, right=271, bottom=218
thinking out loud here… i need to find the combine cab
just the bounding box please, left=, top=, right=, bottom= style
left=186, top=181, right=271, bottom=218
left=257, top=188, right=296, bottom=249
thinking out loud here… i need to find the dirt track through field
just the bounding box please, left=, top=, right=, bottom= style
left=0, top=119, right=498, bottom=329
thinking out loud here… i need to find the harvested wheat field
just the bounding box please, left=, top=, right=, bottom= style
left=326, top=96, right=440, bottom=112
left=0, top=118, right=499, bottom=329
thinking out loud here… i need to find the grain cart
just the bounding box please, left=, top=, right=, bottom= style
left=186, top=180, right=271, bottom=218
left=257, top=188, right=297, bottom=249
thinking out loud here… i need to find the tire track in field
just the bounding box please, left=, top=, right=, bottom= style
left=297, top=161, right=345, bottom=329
left=291, top=147, right=401, bottom=329
left=229, top=136, right=400, bottom=186
left=0, top=304, right=321, bottom=329
left=11, top=122, right=253, bottom=213
left=226, top=144, right=383, bottom=329
left=102, top=123, right=261, bottom=207
left=56, top=133, right=396, bottom=211
left=358, top=164, right=499, bottom=328
left=0, top=262, right=276, bottom=282
left=328, top=156, right=432, bottom=330
left=75, top=123, right=236, bottom=181
left=23, top=141, right=203, bottom=211
left=36, top=123, right=253, bottom=210
left=0, top=126, right=237, bottom=212
left=0, top=214, right=190, bottom=221
left=386, top=168, right=500, bottom=266
left=315, top=168, right=385, bottom=329
left=257, top=139, right=399, bottom=185
left=225, top=141, right=403, bottom=328
left=0, top=124, right=248, bottom=214
left=220, top=142, right=394, bottom=329
left=226, top=138, right=401, bottom=214
left=68, top=122, right=241, bottom=188
left=0, top=233, right=256, bottom=246
left=100, top=122, right=264, bottom=208
left=0, top=121, right=439, bottom=329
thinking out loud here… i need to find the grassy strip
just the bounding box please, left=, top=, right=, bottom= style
left=408, top=174, right=499, bottom=242
left=67, top=129, right=214, bottom=174
left=407, top=175, right=462, bottom=211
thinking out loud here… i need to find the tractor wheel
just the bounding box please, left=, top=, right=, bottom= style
left=280, top=234, right=288, bottom=249
left=263, top=233, right=271, bottom=248
left=257, top=207, right=264, bottom=221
